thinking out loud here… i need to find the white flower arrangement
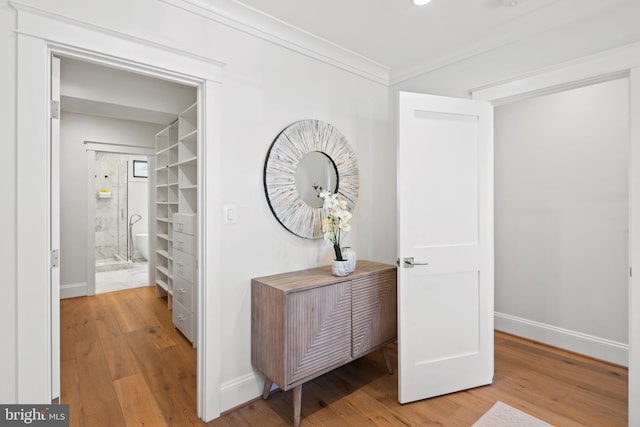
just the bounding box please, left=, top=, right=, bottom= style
left=318, top=190, right=352, bottom=261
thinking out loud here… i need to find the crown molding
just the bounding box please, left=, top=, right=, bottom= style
left=159, top=0, right=390, bottom=86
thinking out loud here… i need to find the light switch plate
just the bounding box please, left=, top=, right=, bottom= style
left=223, top=204, right=237, bottom=224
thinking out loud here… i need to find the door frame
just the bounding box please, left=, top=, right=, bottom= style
left=83, top=143, right=156, bottom=298
left=14, top=7, right=223, bottom=422
left=471, top=42, right=640, bottom=426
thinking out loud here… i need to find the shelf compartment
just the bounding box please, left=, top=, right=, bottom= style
left=156, top=204, right=168, bottom=220
left=179, top=189, right=197, bottom=214
left=179, top=131, right=197, bottom=163
left=156, top=124, right=175, bottom=151
left=179, top=164, right=197, bottom=188
left=168, top=184, right=179, bottom=204
left=156, top=278, right=169, bottom=292
left=168, top=165, right=178, bottom=184
left=179, top=102, right=197, bottom=139
left=157, top=265, right=172, bottom=279
left=156, top=171, right=168, bottom=186
left=156, top=186, right=168, bottom=203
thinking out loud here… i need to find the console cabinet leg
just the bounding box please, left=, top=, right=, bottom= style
left=381, top=347, right=394, bottom=375
left=262, top=379, right=273, bottom=399
left=293, top=384, right=302, bottom=427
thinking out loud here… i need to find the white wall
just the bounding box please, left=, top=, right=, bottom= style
left=216, top=38, right=390, bottom=404
left=494, top=79, right=629, bottom=364
left=3, top=0, right=390, bottom=411
left=60, top=112, right=163, bottom=287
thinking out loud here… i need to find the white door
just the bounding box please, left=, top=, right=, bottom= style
left=50, top=55, right=61, bottom=401
left=397, top=91, right=494, bottom=404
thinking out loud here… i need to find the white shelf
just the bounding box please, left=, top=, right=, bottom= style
left=178, top=156, right=197, bottom=166
left=157, top=249, right=172, bottom=260
left=157, top=143, right=179, bottom=155
left=180, top=129, right=197, bottom=142
left=157, top=265, right=172, bottom=279
left=156, top=279, right=169, bottom=292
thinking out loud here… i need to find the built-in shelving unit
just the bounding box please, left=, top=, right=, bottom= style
left=154, top=102, right=198, bottom=346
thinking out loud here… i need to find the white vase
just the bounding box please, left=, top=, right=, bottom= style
left=342, top=247, right=357, bottom=273
left=331, top=259, right=351, bottom=277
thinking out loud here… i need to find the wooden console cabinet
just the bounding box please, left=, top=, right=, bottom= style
left=251, top=260, right=397, bottom=427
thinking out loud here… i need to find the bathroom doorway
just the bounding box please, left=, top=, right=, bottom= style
left=94, top=151, right=150, bottom=294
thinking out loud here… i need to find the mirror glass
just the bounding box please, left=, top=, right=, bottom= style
left=294, top=151, right=338, bottom=208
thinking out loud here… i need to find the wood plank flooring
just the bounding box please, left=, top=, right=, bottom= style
left=61, top=286, right=627, bottom=426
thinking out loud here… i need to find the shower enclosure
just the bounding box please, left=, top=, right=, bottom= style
left=95, top=152, right=137, bottom=266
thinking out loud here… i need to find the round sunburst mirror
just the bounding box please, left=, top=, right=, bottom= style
left=263, top=119, right=359, bottom=239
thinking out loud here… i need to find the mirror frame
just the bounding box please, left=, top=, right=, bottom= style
left=264, top=119, right=359, bottom=239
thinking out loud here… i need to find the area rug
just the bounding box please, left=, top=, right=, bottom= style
left=472, top=401, right=554, bottom=427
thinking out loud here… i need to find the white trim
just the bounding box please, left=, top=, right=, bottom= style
left=16, top=31, right=51, bottom=403
left=219, top=373, right=264, bottom=412
left=60, top=282, right=88, bottom=300
left=85, top=141, right=156, bottom=156
left=158, top=0, right=389, bottom=85
left=199, top=79, right=223, bottom=420
left=629, top=67, right=640, bottom=427
left=471, top=40, right=640, bottom=103
left=86, top=150, right=96, bottom=296
left=495, top=312, right=628, bottom=366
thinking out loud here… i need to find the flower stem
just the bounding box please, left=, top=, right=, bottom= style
left=334, top=244, right=343, bottom=261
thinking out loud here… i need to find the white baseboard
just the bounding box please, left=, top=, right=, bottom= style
left=220, top=372, right=264, bottom=413
left=60, top=282, right=87, bottom=299
left=495, top=312, right=628, bottom=366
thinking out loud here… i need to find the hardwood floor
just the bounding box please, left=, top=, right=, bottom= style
left=61, top=286, right=627, bottom=426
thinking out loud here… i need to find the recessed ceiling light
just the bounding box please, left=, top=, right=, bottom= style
left=413, top=0, right=432, bottom=5
left=502, top=0, right=521, bottom=6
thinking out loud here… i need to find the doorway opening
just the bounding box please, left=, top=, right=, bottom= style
left=56, top=53, right=202, bottom=417
left=93, top=152, right=150, bottom=294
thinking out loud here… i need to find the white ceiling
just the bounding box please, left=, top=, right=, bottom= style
left=60, top=57, right=197, bottom=125
left=60, top=0, right=640, bottom=121
left=229, top=0, right=640, bottom=83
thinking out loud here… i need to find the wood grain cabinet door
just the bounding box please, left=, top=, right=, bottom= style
left=286, top=280, right=352, bottom=385
left=351, top=269, right=397, bottom=358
